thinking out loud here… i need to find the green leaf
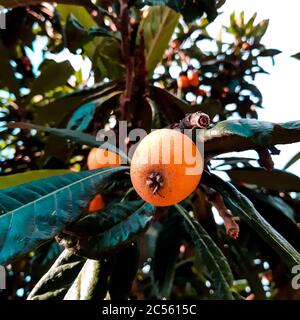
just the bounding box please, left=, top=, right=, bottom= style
left=65, top=14, right=118, bottom=54
left=151, top=86, right=222, bottom=123
left=42, top=135, right=72, bottom=165
left=259, top=49, right=281, bottom=57
left=203, top=119, right=300, bottom=157
left=253, top=19, right=269, bottom=40
left=34, top=80, right=120, bottom=126
left=175, top=204, right=234, bottom=300
left=283, top=150, right=300, bottom=169
left=232, top=279, right=248, bottom=293
left=291, top=52, right=300, bottom=60
left=239, top=185, right=296, bottom=223
left=150, top=97, right=170, bottom=129
left=64, top=259, right=110, bottom=300
left=67, top=90, right=122, bottom=131
left=0, top=169, right=71, bottom=189
left=244, top=12, right=257, bottom=35
left=28, top=249, right=85, bottom=300
left=31, top=240, right=64, bottom=279
left=7, top=122, right=129, bottom=162
left=151, top=85, right=212, bottom=122
left=30, top=60, right=74, bottom=97
left=238, top=187, right=300, bottom=252
left=202, top=172, right=300, bottom=268
left=153, top=208, right=191, bottom=298
left=64, top=201, right=154, bottom=259
left=65, top=200, right=145, bottom=236
left=57, top=4, right=96, bottom=29
left=229, top=12, right=241, bottom=36
left=139, top=6, right=179, bottom=76
left=198, top=98, right=223, bottom=119
left=227, top=240, right=265, bottom=299
left=138, top=0, right=219, bottom=22
left=0, top=166, right=128, bottom=264
left=58, top=4, right=123, bottom=81
left=151, top=86, right=188, bottom=110
left=239, top=11, right=245, bottom=28
left=67, top=101, right=95, bottom=131
left=226, top=168, right=300, bottom=192
left=87, top=37, right=124, bottom=81
left=240, top=83, right=262, bottom=103
left=150, top=85, right=188, bottom=121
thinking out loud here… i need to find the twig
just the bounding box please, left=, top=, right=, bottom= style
left=257, top=147, right=274, bottom=171
left=202, top=185, right=239, bottom=239
left=169, top=111, right=210, bottom=130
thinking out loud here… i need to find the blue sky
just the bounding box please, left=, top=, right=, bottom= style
left=208, top=0, right=300, bottom=176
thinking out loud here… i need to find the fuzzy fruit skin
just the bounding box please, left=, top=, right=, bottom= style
left=130, top=129, right=203, bottom=206
left=187, top=70, right=200, bottom=87
left=177, top=75, right=189, bottom=89
left=87, top=148, right=122, bottom=170
left=88, top=194, right=105, bottom=212
left=87, top=148, right=121, bottom=212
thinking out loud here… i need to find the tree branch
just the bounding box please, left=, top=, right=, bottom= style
left=118, top=0, right=135, bottom=120
left=201, top=185, right=239, bottom=239
left=169, top=111, right=210, bottom=130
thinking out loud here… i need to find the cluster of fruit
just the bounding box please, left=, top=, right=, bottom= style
left=177, top=69, right=207, bottom=97
left=87, top=129, right=203, bottom=211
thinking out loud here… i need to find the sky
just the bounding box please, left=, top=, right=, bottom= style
left=207, top=0, right=300, bottom=176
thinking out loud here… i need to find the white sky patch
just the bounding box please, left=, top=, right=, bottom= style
left=206, top=0, right=300, bottom=176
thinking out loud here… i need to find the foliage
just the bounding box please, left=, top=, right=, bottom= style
left=0, top=0, right=299, bottom=301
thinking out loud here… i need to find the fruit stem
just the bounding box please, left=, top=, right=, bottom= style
left=146, top=172, right=164, bottom=195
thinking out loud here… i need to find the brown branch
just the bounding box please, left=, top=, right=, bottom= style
left=118, top=0, right=135, bottom=120
left=257, top=147, right=274, bottom=171
left=134, top=30, right=147, bottom=95
left=119, top=0, right=130, bottom=60
left=55, top=233, right=79, bottom=249
left=169, top=111, right=210, bottom=130
left=117, top=1, right=148, bottom=126
left=202, top=185, right=239, bottom=239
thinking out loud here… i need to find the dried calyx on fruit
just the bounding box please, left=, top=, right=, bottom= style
left=146, top=171, right=164, bottom=195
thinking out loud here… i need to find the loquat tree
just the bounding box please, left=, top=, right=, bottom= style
left=0, top=0, right=299, bottom=300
